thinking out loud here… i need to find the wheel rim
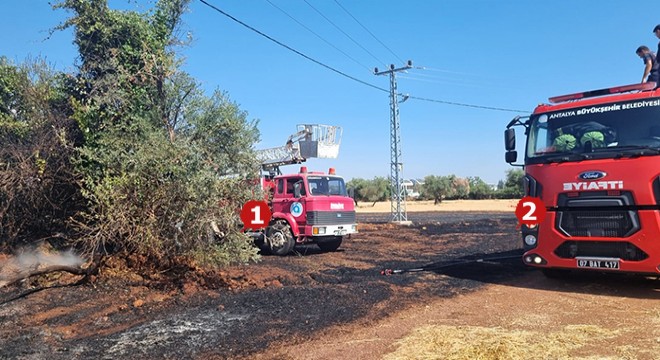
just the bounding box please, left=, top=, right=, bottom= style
left=269, top=230, right=286, bottom=248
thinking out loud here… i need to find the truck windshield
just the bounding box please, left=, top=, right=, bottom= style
left=526, top=98, right=660, bottom=164
left=307, top=176, right=347, bottom=196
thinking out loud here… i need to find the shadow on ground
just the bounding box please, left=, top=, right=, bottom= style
left=387, top=248, right=660, bottom=300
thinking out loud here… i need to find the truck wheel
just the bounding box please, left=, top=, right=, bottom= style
left=317, top=236, right=343, bottom=252
left=265, top=221, right=295, bottom=256
left=253, top=235, right=270, bottom=255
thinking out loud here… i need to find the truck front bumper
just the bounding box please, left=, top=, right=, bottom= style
left=523, top=210, right=660, bottom=275
left=306, top=224, right=358, bottom=237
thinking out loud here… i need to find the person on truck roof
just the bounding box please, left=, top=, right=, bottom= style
left=635, top=45, right=659, bottom=85
left=653, top=24, right=660, bottom=57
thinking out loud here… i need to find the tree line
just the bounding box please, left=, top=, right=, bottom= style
left=347, top=169, right=524, bottom=205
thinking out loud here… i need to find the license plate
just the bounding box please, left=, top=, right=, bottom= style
left=334, top=229, right=347, bottom=236
left=576, top=257, right=620, bottom=270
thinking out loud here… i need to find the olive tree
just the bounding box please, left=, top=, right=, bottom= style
left=54, top=0, right=261, bottom=267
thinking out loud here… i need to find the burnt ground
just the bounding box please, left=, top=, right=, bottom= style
left=1, top=212, right=660, bottom=360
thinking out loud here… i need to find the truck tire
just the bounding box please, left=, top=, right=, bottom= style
left=253, top=234, right=269, bottom=254
left=317, top=236, right=343, bottom=252
left=265, top=221, right=295, bottom=256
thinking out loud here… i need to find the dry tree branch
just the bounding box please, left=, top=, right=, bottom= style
left=0, top=252, right=100, bottom=289
left=0, top=265, right=88, bottom=288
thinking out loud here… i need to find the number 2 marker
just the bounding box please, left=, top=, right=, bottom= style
left=515, top=196, right=546, bottom=228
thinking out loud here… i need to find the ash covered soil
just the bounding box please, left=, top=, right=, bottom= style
left=2, top=212, right=660, bottom=360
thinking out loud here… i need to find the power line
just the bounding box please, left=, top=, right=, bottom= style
left=407, top=95, right=525, bottom=113
left=196, top=0, right=526, bottom=114
left=400, top=75, right=492, bottom=89
left=264, top=0, right=372, bottom=72
left=398, top=75, right=438, bottom=84
left=408, top=67, right=524, bottom=93
left=409, top=69, right=479, bottom=81
left=333, top=0, right=404, bottom=64
left=302, top=0, right=386, bottom=66
left=415, top=65, right=516, bottom=85
left=414, top=65, right=477, bottom=76
left=197, top=0, right=387, bottom=93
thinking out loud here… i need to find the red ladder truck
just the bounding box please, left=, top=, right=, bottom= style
left=504, top=82, right=660, bottom=276
left=250, top=124, right=357, bottom=255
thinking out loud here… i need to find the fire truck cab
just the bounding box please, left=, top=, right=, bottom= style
left=256, top=166, right=357, bottom=255
left=505, top=82, right=660, bottom=276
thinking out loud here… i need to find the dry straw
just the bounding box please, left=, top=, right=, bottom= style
left=383, top=324, right=622, bottom=360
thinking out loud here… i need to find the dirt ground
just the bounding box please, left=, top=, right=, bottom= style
left=1, top=202, right=660, bottom=360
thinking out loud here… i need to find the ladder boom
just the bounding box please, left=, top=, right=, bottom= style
left=256, top=124, right=343, bottom=173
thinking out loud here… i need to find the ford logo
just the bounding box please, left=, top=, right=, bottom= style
left=578, top=171, right=606, bottom=181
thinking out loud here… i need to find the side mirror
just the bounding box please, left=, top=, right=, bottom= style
left=505, top=128, right=516, bottom=151
left=505, top=151, right=518, bottom=163
left=293, top=182, right=302, bottom=198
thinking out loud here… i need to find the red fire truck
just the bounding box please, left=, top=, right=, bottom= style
left=505, top=82, right=660, bottom=275
left=251, top=125, right=357, bottom=255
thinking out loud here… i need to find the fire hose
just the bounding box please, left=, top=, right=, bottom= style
left=380, top=252, right=522, bottom=276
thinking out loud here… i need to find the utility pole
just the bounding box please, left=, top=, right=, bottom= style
left=375, top=60, right=413, bottom=224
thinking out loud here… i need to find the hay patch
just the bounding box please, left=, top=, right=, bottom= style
left=383, top=324, right=621, bottom=360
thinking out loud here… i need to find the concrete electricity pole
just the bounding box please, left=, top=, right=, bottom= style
left=375, top=60, right=413, bottom=224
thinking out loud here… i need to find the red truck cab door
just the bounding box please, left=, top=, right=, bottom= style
left=272, top=176, right=307, bottom=223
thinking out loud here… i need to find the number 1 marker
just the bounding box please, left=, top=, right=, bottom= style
left=240, top=200, right=271, bottom=231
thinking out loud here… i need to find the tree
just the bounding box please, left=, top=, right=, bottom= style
left=450, top=176, right=470, bottom=200
left=421, top=175, right=454, bottom=204
left=467, top=176, right=493, bottom=199
left=359, top=177, right=390, bottom=206
left=346, top=178, right=368, bottom=205
left=504, top=169, right=524, bottom=189
left=496, top=169, right=525, bottom=198
left=53, top=0, right=191, bottom=143
left=347, top=177, right=390, bottom=206
left=0, top=58, right=83, bottom=246
left=52, top=0, right=261, bottom=268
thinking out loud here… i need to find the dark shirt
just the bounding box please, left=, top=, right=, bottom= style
left=641, top=52, right=660, bottom=83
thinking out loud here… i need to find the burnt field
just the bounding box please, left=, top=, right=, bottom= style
left=2, top=212, right=660, bottom=360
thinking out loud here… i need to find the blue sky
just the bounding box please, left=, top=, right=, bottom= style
left=2, top=0, right=659, bottom=184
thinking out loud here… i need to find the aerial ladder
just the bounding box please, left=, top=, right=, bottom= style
left=256, top=124, right=343, bottom=175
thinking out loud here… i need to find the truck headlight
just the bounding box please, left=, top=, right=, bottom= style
left=524, top=234, right=537, bottom=246
left=313, top=227, right=326, bottom=235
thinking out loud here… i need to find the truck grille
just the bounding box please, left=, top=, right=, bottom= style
left=556, top=209, right=637, bottom=238
left=555, top=192, right=640, bottom=238
left=306, top=211, right=356, bottom=225
left=554, top=241, right=648, bottom=261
